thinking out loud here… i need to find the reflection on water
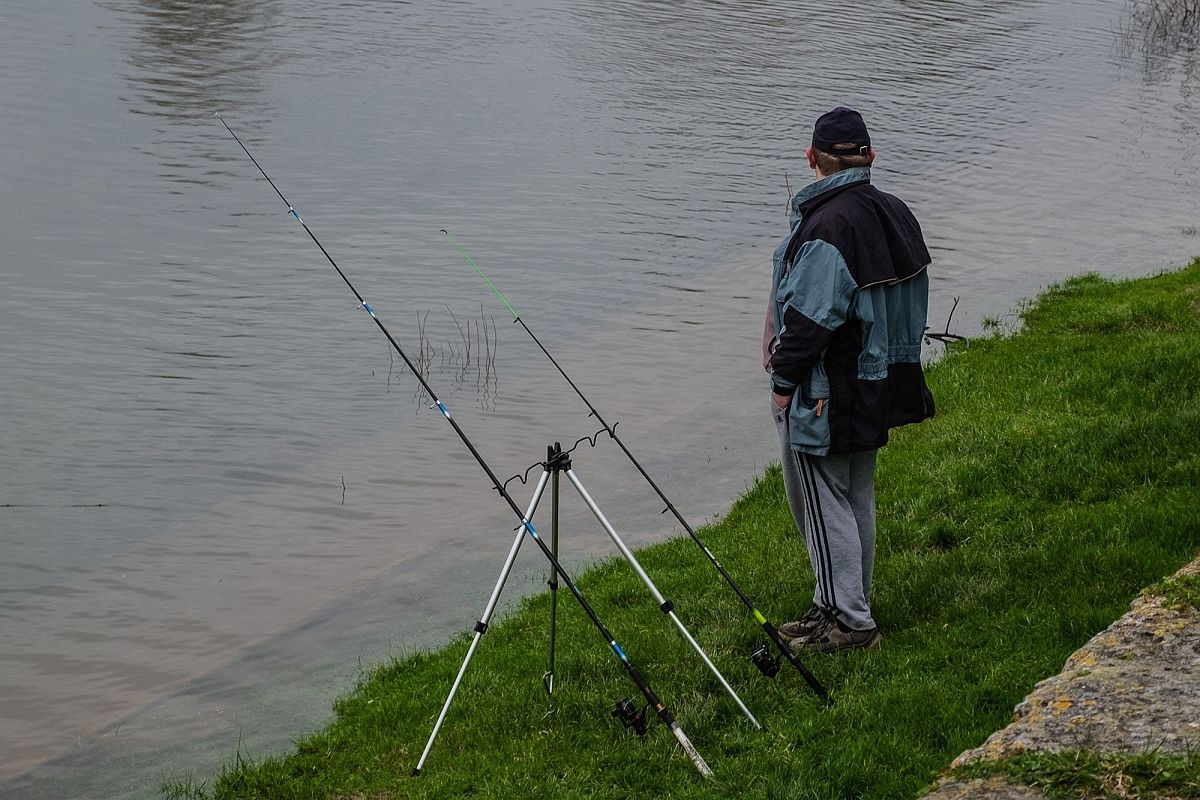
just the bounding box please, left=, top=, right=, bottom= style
left=2, top=0, right=1199, bottom=796
left=119, top=0, right=283, bottom=121
left=109, top=0, right=284, bottom=185
left=1117, top=0, right=1200, bottom=77
left=1113, top=0, right=1198, bottom=187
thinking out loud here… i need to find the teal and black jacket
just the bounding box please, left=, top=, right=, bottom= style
left=767, top=167, right=935, bottom=456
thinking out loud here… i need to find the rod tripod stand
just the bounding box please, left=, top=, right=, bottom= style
left=414, top=443, right=761, bottom=775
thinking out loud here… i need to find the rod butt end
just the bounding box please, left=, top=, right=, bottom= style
left=670, top=724, right=713, bottom=778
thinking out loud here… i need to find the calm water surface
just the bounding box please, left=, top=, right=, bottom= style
left=1, top=1, right=1197, bottom=796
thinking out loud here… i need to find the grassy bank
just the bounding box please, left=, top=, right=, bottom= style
left=172, top=261, right=1200, bottom=799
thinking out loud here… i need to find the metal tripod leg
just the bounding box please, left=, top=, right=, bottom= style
left=413, top=468, right=551, bottom=775
left=564, top=467, right=763, bottom=730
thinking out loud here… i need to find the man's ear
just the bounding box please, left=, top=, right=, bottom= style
left=805, top=146, right=818, bottom=170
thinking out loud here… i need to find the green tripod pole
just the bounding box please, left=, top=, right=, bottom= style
left=542, top=444, right=562, bottom=707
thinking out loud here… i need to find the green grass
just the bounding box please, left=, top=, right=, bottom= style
left=1149, top=571, right=1200, bottom=612
left=955, top=750, right=1200, bottom=798
left=170, top=262, right=1200, bottom=799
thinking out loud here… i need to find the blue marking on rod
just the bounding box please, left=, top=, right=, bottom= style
left=288, top=207, right=303, bottom=224
left=359, top=302, right=375, bottom=315
left=435, top=401, right=450, bottom=418
left=522, top=521, right=540, bottom=539
left=611, top=642, right=628, bottom=660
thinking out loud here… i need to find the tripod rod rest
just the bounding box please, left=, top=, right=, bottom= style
left=545, top=441, right=572, bottom=472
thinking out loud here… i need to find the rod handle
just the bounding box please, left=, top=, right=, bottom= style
left=669, top=723, right=713, bottom=778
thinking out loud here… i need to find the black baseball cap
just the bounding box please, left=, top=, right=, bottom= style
left=812, top=107, right=871, bottom=156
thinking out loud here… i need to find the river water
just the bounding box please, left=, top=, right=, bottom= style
left=1, top=1, right=1196, bottom=797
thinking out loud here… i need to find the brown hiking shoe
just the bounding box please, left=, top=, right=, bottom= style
left=777, top=604, right=829, bottom=641
left=792, top=616, right=881, bottom=654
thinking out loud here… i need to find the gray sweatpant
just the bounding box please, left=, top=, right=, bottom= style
left=772, top=398, right=879, bottom=631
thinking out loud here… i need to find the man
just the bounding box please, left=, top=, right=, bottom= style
left=764, top=107, right=935, bottom=653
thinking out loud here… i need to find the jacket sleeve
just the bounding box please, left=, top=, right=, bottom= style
left=769, top=238, right=857, bottom=395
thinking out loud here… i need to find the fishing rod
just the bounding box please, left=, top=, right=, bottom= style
left=442, top=229, right=830, bottom=703
left=212, top=113, right=713, bottom=778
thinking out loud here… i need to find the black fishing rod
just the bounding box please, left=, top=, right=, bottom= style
left=213, top=114, right=713, bottom=778
left=442, top=229, right=830, bottom=703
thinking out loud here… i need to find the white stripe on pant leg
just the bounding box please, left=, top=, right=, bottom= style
left=796, top=450, right=837, bottom=613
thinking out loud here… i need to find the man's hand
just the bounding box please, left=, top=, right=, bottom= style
left=772, top=392, right=791, bottom=409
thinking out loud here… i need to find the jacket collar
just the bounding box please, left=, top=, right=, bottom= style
left=788, top=166, right=871, bottom=220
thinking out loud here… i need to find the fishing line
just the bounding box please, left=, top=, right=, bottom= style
left=213, top=113, right=713, bottom=778
left=442, top=228, right=831, bottom=703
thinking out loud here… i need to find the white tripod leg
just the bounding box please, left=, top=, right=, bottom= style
left=565, top=468, right=762, bottom=730
left=412, top=469, right=551, bottom=774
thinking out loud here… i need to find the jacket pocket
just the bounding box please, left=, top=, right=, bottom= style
left=788, top=400, right=831, bottom=452
left=800, top=362, right=830, bottom=409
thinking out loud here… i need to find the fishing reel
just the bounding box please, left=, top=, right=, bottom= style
left=750, top=644, right=780, bottom=678
left=611, top=697, right=648, bottom=737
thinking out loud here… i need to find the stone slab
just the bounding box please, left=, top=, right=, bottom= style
left=920, top=556, right=1200, bottom=799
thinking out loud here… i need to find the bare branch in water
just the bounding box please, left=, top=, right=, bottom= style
left=374, top=306, right=502, bottom=413
left=925, top=296, right=968, bottom=348
left=445, top=304, right=471, bottom=382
